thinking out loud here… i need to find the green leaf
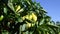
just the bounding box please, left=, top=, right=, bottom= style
left=7, top=0, right=15, bottom=12
left=4, top=7, right=7, bottom=14
left=2, top=30, right=9, bottom=34
left=13, top=0, right=19, bottom=3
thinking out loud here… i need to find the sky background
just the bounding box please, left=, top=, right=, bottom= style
left=35, top=0, right=60, bottom=22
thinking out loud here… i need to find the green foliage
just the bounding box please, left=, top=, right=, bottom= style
left=0, top=0, right=60, bottom=34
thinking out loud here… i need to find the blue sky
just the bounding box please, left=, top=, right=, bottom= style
left=35, top=0, right=60, bottom=22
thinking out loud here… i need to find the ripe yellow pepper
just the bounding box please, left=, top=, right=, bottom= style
left=26, top=21, right=34, bottom=29
left=22, top=13, right=37, bottom=22
left=32, top=13, right=37, bottom=21
left=15, top=5, right=21, bottom=12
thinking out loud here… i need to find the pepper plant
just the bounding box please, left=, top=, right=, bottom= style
left=0, top=0, right=59, bottom=34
